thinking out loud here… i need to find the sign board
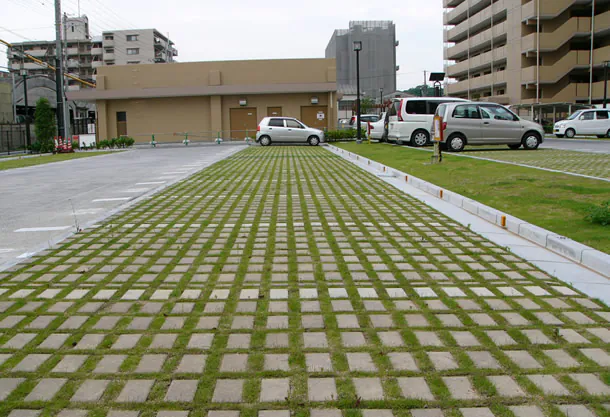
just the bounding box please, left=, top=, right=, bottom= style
left=433, top=116, right=443, bottom=142
left=79, top=134, right=97, bottom=148
left=317, top=111, right=325, bottom=121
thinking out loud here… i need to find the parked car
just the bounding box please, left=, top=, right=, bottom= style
left=431, top=102, right=545, bottom=152
left=256, top=117, right=324, bottom=146
left=367, top=112, right=387, bottom=140
left=386, top=97, right=468, bottom=146
left=554, top=109, right=610, bottom=138
left=349, top=114, right=380, bottom=126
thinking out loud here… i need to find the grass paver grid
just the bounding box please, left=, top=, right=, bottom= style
left=0, top=146, right=608, bottom=417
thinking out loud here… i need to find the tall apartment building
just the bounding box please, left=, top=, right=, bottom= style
left=326, top=21, right=398, bottom=99
left=7, top=16, right=179, bottom=116
left=443, top=0, right=610, bottom=106
left=101, top=29, right=177, bottom=66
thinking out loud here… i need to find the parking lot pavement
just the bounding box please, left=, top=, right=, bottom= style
left=542, top=137, right=610, bottom=154
left=0, top=145, right=244, bottom=271
left=0, top=146, right=608, bottom=416
left=461, top=148, right=610, bottom=180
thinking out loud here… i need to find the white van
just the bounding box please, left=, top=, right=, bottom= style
left=386, top=97, right=468, bottom=146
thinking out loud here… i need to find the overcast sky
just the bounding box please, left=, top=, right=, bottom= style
left=1, top=0, right=444, bottom=90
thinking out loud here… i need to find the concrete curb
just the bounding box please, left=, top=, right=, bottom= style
left=327, top=145, right=610, bottom=278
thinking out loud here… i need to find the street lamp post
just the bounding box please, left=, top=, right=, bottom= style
left=353, top=41, right=362, bottom=144
left=604, top=61, right=610, bottom=109
left=20, top=69, right=31, bottom=152
left=380, top=88, right=383, bottom=114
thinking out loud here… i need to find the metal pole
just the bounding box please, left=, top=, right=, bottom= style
left=11, top=70, right=17, bottom=123
left=604, top=61, right=610, bottom=109
left=356, top=49, right=362, bottom=144
left=23, top=73, right=31, bottom=151
left=55, top=0, right=66, bottom=139
left=62, top=12, right=71, bottom=141
left=589, top=0, right=595, bottom=105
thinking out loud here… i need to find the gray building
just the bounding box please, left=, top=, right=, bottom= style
left=326, top=21, right=398, bottom=100
left=101, top=29, right=177, bottom=66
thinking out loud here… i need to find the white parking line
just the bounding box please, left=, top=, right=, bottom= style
left=15, top=226, right=72, bottom=232
left=121, top=188, right=151, bottom=193
left=0, top=248, right=15, bottom=254
left=17, top=252, right=36, bottom=258
left=73, top=208, right=104, bottom=215
left=136, top=181, right=166, bottom=185
left=92, top=197, right=132, bottom=202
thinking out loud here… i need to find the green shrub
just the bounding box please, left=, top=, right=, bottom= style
left=325, top=129, right=357, bottom=142
left=123, top=136, right=135, bottom=147
left=98, top=139, right=109, bottom=149
left=33, top=98, right=56, bottom=153
left=585, top=201, right=610, bottom=226
left=543, top=125, right=553, bottom=134
left=109, top=138, right=118, bottom=149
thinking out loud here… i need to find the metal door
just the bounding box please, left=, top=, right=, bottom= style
left=230, top=108, right=258, bottom=139
left=116, top=111, right=127, bottom=137
left=301, top=106, right=328, bottom=130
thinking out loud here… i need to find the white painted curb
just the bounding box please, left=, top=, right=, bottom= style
left=327, top=145, right=610, bottom=278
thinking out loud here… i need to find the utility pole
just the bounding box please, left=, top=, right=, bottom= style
left=62, top=12, right=71, bottom=140
left=21, top=70, right=31, bottom=150
left=604, top=61, right=609, bottom=109
left=423, top=70, right=427, bottom=97
left=54, top=0, right=66, bottom=139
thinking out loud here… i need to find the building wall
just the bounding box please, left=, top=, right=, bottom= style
left=70, top=58, right=338, bottom=143
left=102, top=29, right=177, bottom=65
left=0, top=79, right=13, bottom=123
left=444, top=0, right=610, bottom=105
left=326, top=21, right=397, bottom=97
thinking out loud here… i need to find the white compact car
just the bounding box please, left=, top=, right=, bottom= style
left=554, top=109, right=610, bottom=138
left=367, top=112, right=387, bottom=140
left=256, top=117, right=324, bottom=146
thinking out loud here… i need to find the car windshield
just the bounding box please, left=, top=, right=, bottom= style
left=567, top=111, right=583, bottom=120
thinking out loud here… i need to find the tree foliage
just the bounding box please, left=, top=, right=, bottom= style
left=404, top=84, right=444, bottom=97
left=360, top=97, right=375, bottom=113
left=33, top=98, right=56, bottom=153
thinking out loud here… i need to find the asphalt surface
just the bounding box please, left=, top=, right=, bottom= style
left=0, top=144, right=245, bottom=271
left=541, top=137, right=610, bottom=154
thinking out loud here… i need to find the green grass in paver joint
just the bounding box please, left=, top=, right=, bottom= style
left=0, top=151, right=117, bottom=170
left=0, top=146, right=610, bottom=416
left=335, top=142, right=610, bottom=254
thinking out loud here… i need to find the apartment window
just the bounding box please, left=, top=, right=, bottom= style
left=105, top=48, right=114, bottom=53
left=497, top=89, right=505, bottom=95
left=127, top=61, right=140, bottom=64
left=127, top=48, right=140, bottom=55
left=104, top=35, right=114, bottom=40
left=126, top=35, right=139, bottom=42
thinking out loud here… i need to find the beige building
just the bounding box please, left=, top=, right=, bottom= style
left=444, top=0, right=610, bottom=105
left=67, top=58, right=338, bottom=143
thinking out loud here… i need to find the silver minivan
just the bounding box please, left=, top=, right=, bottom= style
left=432, top=102, right=545, bottom=151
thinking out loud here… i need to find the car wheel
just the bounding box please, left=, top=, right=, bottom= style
left=522, top=132, right=541, bottom=150
left=508, top=144, right=521, bottom=150
left=308, top=136, right=320, bottom=146
left=597, top=135, right=606, bottom=139
left=555, top=134, right=564, bottom=138
left=447, top=135, right=466, bottom=152
left=259, top=136, right=272, bottom=146
left=410, top=130, right=429, bottom=147
left=607, top=129, right=610, bottom=138
left=565, top=128, right=576, bottom=138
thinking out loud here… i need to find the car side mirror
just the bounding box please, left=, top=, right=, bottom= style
left=579, top=116, right=585, bottom=120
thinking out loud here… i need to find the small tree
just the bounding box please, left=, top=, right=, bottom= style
left=34, top=98, right=56, bottom=153
left=360, top=97, right=375, bottom=114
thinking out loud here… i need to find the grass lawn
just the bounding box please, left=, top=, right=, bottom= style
left=334, top=142, right=610, bottom=254
left=0, top=151, right=117, bottom=171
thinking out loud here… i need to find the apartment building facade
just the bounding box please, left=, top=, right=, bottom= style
left=443, top=0, right=610, bottom=106
left=326, top=21, right=398, bottom=99
left=101, top=29, right=177, bottom=66
left=6, top=16, right=178, bottom=118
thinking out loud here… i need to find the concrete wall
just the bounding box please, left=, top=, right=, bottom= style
left=0, top=80, right=13, bottom=123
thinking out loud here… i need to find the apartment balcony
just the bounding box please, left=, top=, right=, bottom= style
left=12, top=62, right=42, bottom=70
left=67, top=84, right=81, bottom=92
left=445, top=0, right=507, bottom=43
left=443, top=0, right=464, bottom=7
left=521, top=81, right=605, bottom=104
left=102, top=38, right=114, bottom=48
left=522, top=45, right=610, bottom=85
left=444, top=0, right=491, bottom=26
left=522, top=0, right=591, bottom=22
left=66, top=47, right=79, bottom=56
left=522, top=16, right=591, bottom=55
left=447, top=45, right=507, bottom=77
left=67, top=59, right=80, bottom=68
left=91, top=47, right=103, bottom=56
left=446, top=70, right=506, bottom=95
left=92, top=61, right=103, bottom=68
left=479, top=95, right=510, bottom=105
left=104, top=53, right=115, bottom=61
left=445, top=21, right=507, bottom=60
left=27, top=49, right=49, bottom=58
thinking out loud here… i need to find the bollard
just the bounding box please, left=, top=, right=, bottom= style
left=151, top=134, right=157, bottom=148
left=183, top=133, right=190, bottom=146
left=215, top=132, right=223, bottom=145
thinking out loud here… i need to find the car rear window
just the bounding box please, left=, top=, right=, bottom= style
left=406, top=100, right=427, bottom=115
left=596, top=111, right=609, bottom=120
left=268, top=118, right=284, bottom=127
